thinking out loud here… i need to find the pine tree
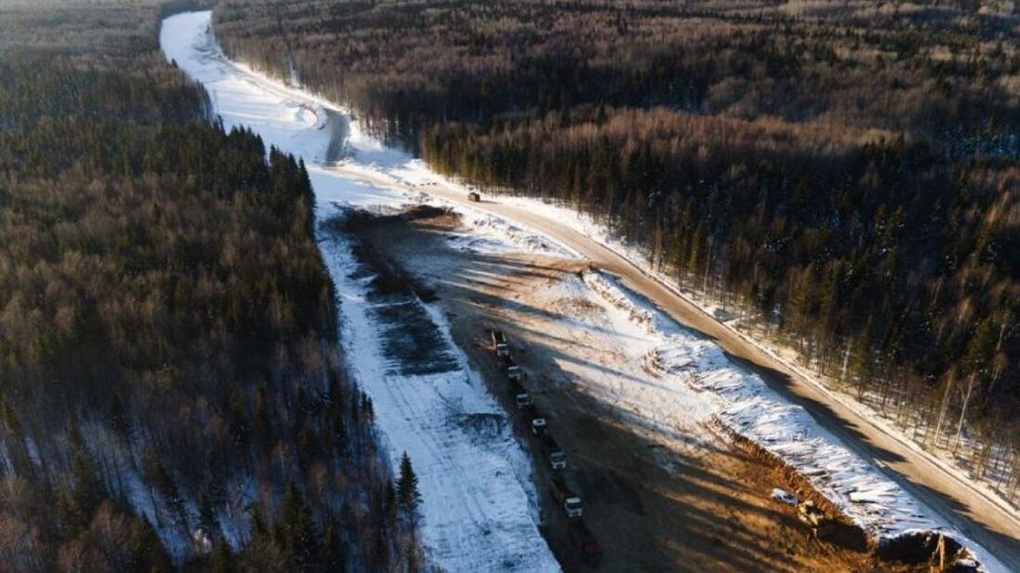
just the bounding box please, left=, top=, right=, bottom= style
left=129, top=516, right=172, bottom=573
left=280, top=481, right=319, bottom=571
left=211, top=540, right=237, bottom=573
left=396, top=452, right=421, bottom=514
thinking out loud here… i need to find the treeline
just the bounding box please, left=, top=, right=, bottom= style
left=214, top=0, right=1020, bottom=498
left=214, top=0, right=1020, bottom=155
left=0, top=1, right=421, bottom=571
left=423, top=108, right=1019, bottom=434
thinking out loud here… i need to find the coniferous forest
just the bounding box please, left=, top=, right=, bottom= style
left=214, top=0, right=1020, bottom=501
left=0, top=1, right=421, bottom=570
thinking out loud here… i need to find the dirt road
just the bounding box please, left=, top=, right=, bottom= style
left=331, top=164, right=1020, bottom=571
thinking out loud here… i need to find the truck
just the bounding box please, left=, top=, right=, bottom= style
left=490, top=330, right=509, bottom=357
left=541, top=435, right=567, bottom=470
left=467, top=191, right=481, bottom=202
left=522, top=404, right=547, bottom=436
left=550, top=476, right=583, bottom=518
left=568, top=520, right=603, bottom=562
left=509, top=381, right=532, bottom=409
left=529, top=410, right=547, bottom=437
left=503, top=356, right=523, bottom=382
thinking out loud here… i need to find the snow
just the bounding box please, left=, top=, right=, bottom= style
left=161, top=12, right=559, bottom=572
left=446, top=210, right=575, bottom=257
left=579, top=270, right=1007, bottom=572
left=320, top=228, right=558, bottom=571
left=160, top=10, right=1008, bottom=572
left=771, top=488, right=799, bottom=505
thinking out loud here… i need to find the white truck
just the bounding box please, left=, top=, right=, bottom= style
left=504, top=356, right=523, bottom=382
left=509, top=381, right=532, bottom=409
left=542, top=435, right=567, bottom=470
left=525, top=404, right=547, bottom=436
left=490, top=330, right=509, bottom=357
left=550, top=476, right=583, bottom=518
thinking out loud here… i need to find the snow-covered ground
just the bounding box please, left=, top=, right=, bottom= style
left=319, top=229, right=558, bottom=571
left=161, top=10, right=1008, bottom=572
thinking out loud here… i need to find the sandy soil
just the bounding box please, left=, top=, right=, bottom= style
left=354, top=208, right=877, bottom=572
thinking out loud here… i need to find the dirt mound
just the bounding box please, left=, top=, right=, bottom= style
left=459, top=413, right=507, bottom=439
left=716, top=418, right=871, bottom=554
left=877, top=531, right=978, bottom=571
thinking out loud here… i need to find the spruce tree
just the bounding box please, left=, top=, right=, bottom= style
left=396, top=452, right=421, bottom=514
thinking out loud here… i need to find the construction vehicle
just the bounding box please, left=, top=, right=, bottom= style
left=530, top=412, right=548, bottom=437
left=490, top=330, right=509, bottom=357
left=504, top=356, right=523, bottom=382
left=550, top=476, right=583, bottom=518
left=509, top=381, right=532, bottom=409
left=525, top=404, right=547, bottom=436
left=541, top=435, right=567, bottom=469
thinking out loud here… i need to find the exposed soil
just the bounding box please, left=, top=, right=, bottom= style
left=350, top=207, right=897, bottom=572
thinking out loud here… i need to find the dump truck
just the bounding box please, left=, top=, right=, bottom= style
left=504, top=356, right=523, bottom=382
left=568, top=520, right=603, bottom=562
left=550, top=476, right=583, bottom=518
left=523, top=404, right=547, bottom=436
left=530, top=412, right=547, bottom=437
left=490, top=330, right=509, bottom=357
left=541, top=435, right=567, bottom=470
left=509, top=381, right=532, bottom=409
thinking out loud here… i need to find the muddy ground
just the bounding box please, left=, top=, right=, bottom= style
left=346, top=207, right=927, bottom=573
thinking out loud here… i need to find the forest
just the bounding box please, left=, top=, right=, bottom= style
left=0, top=1, right=422, bottom=570
left=214, top=0, right=1020, bottom=502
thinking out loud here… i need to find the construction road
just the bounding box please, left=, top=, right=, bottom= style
left=330, top=163, right=1020, bottom=571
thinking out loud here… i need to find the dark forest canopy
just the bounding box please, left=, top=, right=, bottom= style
left=0, top=1, right=421, bottom=570
left=215, top=0, right=1020, bottom=490
left=214, top=0, right=1020, bottom=154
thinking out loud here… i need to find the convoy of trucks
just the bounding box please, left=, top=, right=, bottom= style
left=489, top=329, right=601, bottom=563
